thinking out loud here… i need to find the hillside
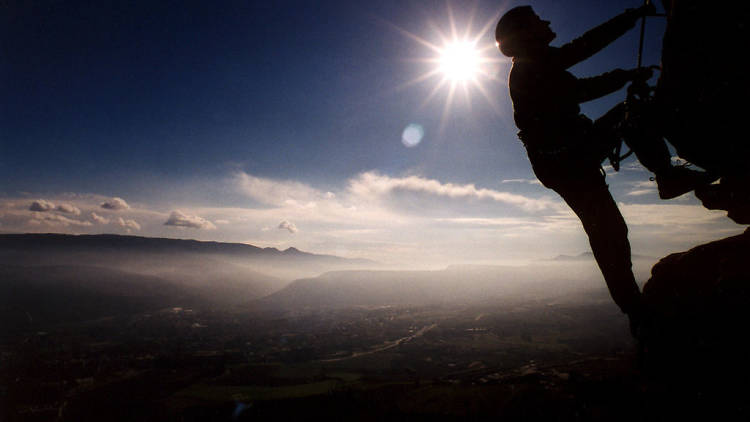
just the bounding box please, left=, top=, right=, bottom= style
left=0, top=265, right=189, bottom=333
left=0, top=233, right=374, bottom=268
left=255, top=263, right=617, bottom=310
left=0, top=233, right=380, bottom=296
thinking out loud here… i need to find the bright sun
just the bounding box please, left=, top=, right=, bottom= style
left=390, top=4, right=508, bottom=129
left=439, top=41, right=480, bottom=82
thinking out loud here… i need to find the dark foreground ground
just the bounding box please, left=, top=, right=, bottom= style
left=2, top=290, right=747, bottom=421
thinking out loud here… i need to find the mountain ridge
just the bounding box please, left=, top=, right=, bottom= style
left=0, top=232, right=375, bottom=265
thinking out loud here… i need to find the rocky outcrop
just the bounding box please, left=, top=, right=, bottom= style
left=640, top=228, right=750, bottom=374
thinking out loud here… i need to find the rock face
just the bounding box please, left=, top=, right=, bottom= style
left=641, top=228, right=750, bottom=373
left=657, top=0, right=750, bottom=222
left=646, top=1, right=750, bottom=376
left=649, top=1, right=750, bottom=360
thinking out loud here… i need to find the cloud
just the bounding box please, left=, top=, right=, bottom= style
left=625, top=180, right=657, bottom=197
left=619, top=203, right=726, bottom=226
left=501, top=178, right=543, bottom=186
left=29, top=200, right=80, bottom=215
left=621, top=162, right=646, bottom=172
left=29, top=199, right=55, bottom=212
left=91, top=211, right=139, bottom=230
left=278, top=220, right=298, bottom=233
left=627, top=189, right=657, bottom=196
left=227, top=171, right=566, bottom=232
left=116, top=217, right=141, bottom=231
left=1, top=170, right=738, bottom=268
left=55, top=203, right=81, bottom=215
left=434, top=217, right=545, bottom=228
left=91, top=212, right=110, bottom=224
left=347, top=171, right=558, bottom=212
left=232, top=170, right=558, bottom=215
left=100, top=197, right=130, bottom=210
left=29, top=213, right=92, bottom=227
left=164, top=210, right=216, bottom=229
left=234, top=173, right=324, bottom=206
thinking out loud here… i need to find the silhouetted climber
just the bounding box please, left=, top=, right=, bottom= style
left=495, top=4, right=715, bottom=335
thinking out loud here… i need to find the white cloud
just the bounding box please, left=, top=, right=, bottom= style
left=29, top=199, right=55, bottom=212
left=278, top=220, right=298, bottom=233
left=239, top=172, right=549, bottom=212
left=91, top=212, right=110, bottom=224
left=501, top=178, right=543, bottom=186
left=55, top=203, right=81, bottom=215
left=29, top=212, right=92, bottom=228
left=225, top=171, right=571, bottom=235
left=624, top=180, right=657, bottom=197
left=347, top=171, right=558, bottom=212
left=619, top=203, right=726, bottom=226
left=228, top=171, right=564, bottom=234
left=100, top=197, right=130, bottom=210
left=164, top=210, right=216, bottom=229
left=29, top=200, right=81, bottom=215
left=116, top=217, right=141, bottom=231
left=434, top=217, right=546, bottom=227
left=1, top=170, right=737, bottom=267
left=627, top=189, right=656, bottom=197
left=92, top=208, right=141, bottom=231
left=234, top=173, right=325, bottom=206
left=632, top=181, right=656, bottom=188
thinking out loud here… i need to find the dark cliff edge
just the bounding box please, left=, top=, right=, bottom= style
left=639, top=228, right=750, bottom=397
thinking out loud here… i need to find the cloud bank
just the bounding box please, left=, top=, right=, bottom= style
left=0, top=170, right=741, bottom=266
left=347, top=172, right=558, bottom=212
left=233, top=170, right=560, bottom=218
left=91, top=212, right=110, bottom=224
left=234, top=173, right=323, bottom=207
left=55, top=203, right=81, bottom=215
left=116, top=217, right=141, bottom=231
left=100, top=197, right=130, bottom=210
left=164, top=211, right=216, bottom=229
left=28, top=200, right=82, bottom=215
left=278, top=220, right=298, bottom=233
left=29, top=213, right=93, bottom=228
left=29, top=199, right=55, bottom=212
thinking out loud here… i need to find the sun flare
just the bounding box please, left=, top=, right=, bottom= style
left=389, top=4, right=509, bottom=130
left=439, top=41, right=480, bottom=82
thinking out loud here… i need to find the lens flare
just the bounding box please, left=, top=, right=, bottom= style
left=402, top=123, right=425, bottom=147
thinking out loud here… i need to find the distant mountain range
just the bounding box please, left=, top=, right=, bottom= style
left=0, top=233, right=381, bottom=325
left=0, top=233, right=377, bottom=280
left=0, top=233, right=373, bottom=265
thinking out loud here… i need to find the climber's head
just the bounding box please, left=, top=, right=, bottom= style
left=495, top=6, right=555, bottom=57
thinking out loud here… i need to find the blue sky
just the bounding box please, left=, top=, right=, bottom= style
left=1, top=0, right=742, bottom=266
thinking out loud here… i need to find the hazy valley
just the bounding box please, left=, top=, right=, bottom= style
left=1, top=233, right=717, bottom=421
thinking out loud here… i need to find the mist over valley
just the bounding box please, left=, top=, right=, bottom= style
left=0, top=233, right=715, bottom=421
